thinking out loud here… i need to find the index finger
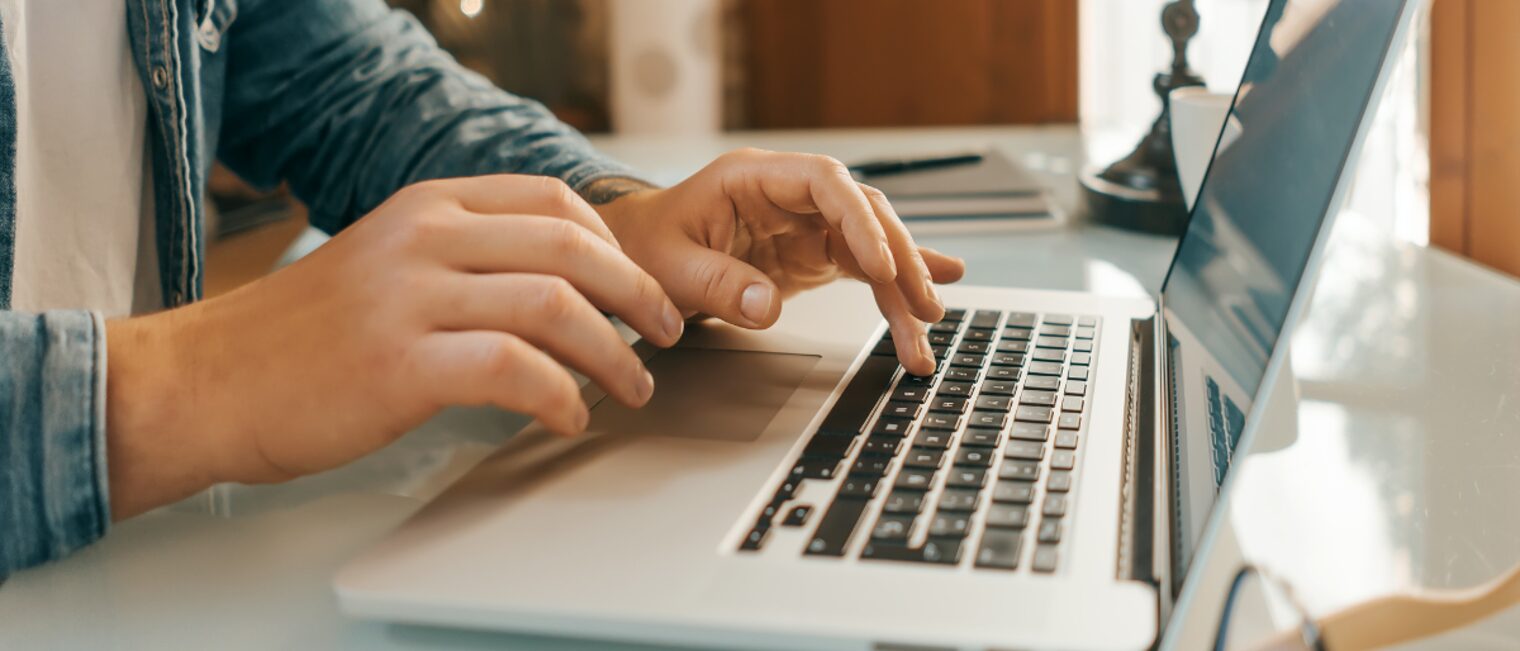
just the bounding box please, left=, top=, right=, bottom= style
left=409, top=174, right=620, bottom=248
left=719, top=150, right=897, bottom=284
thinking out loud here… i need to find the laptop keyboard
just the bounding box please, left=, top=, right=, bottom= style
left=739, top=309, right=1099, bottom=573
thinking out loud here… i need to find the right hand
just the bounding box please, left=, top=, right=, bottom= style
left=106, top=175, right=684, bottom=516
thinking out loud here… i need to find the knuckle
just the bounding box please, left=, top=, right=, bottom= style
left=812, top=154, right=852, bottom=178
left=858, top=184, right=889, bottom=203
left=548, top=218, right=594, bottom=258
left=534, top=275, right=580, bottom=321
left=535, top=176, right=579, bottom=213
left=485, top=335, right=527, bottom=378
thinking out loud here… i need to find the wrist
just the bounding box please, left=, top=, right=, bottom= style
left=105, top=312, right=218, bottom=519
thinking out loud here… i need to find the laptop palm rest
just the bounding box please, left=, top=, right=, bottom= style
left=590, top=348, right=821, bottom=443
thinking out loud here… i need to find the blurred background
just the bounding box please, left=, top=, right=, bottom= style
left=207, top=0, right=1520, bottom=293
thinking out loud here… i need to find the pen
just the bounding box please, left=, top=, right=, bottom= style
left=848, top=151, right=986, bottom=178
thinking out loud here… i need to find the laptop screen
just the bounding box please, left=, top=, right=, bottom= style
left=1158, top=0, right=1408, bottom=585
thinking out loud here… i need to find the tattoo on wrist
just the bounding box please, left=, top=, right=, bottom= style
left=579, top=177, right=658, bottom=205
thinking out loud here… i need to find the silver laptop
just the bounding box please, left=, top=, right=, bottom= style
left=335, top=1, right=1417, bottom=648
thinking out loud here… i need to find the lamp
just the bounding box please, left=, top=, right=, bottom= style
left=1080, top=0, right=1206, bottom=235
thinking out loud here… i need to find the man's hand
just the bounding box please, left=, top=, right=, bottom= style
left=105, top=175, right=683, bottom=518
left=591, top=149, right=966, bottom=376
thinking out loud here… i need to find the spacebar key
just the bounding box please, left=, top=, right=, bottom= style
left=804, top=498, right=870, bottom=557
left=819, top=356, right=900, bottom=435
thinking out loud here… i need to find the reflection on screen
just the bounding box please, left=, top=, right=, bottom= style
left=1159, top=0, right=1407, bottom=585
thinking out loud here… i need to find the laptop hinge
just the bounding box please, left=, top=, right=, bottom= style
left=1152, top=309, right=1177, bottom=619
left=1115, top=316, right=1159, bottom=589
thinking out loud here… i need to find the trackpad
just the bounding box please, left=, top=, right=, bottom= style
left=588, top=349, right=820, bottom=442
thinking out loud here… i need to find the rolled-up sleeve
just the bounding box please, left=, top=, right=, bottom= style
left=218, top=0, right=641, bottom=236
left=0, top=310, right=111, bottom=578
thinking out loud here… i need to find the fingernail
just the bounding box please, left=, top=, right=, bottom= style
left=916, top=333, right=934, bottom=366
left=741, top=283, right=773, bottom=325
left=876, top=242, right=898, bottom=282
left=662, top=304, right=685, bottom=343
left=636, top=369, right=655, bottom=405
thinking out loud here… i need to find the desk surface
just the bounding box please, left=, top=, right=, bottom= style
left=4, top=126, right=1518, bottom=650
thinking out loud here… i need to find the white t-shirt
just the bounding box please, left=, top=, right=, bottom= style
left=1, top=0, right=160, bottom=317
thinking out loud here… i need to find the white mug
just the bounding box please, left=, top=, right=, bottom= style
left=1170, top=87, right=1242, bottom=210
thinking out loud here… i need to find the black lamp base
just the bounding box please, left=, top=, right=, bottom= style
left=1080, top=167, right=1189, bottom=236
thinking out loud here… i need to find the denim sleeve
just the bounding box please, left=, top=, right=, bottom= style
left=0, top=310, right=111, bottom=579
left=218, top=0, right=642, bottom=235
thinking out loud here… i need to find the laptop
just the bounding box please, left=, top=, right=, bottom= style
left=335, top=1, right=1418, bottom=648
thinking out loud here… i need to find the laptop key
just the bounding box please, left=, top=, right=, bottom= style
left=929, top=395, right=969, bottom=414
left=986, top=367, right=1020, bottom=382
left=872, top=417, right=913, bottom=438
left=992, top=481, right=1035, bottom=504
left=851, top=457, right=891, bottom=477
left=804, top=498, right=870, bottom=557
left=904, top=448, right=945, bottom=469
left=1032, top=544, right=1059, bottom=572
left=1054, top=431, right=1079, bottom=449
left=1004, top=440, right=1045, bottom=460
left=1051, top=450, right=1077, bottom=470
left=1058, top=414, right=1082, bottom=430
left=1075, top=327, right=1096, bottom=340
left=894, top=468, right=936, bottom=491
left=921, top=537, right=964, bottom=564
left=998, top=460, right=1041, bottom=481
left=1026, top=376, right=1061, bottom=391
left=1010, top=422, right=1049, bottom=441
left=1002, top=327, right=1033, bottom=342
left=819, top=356, right=898, bottom=435
left=985, top=504, right=1030, bottom=529
left=946, top=467, right=987, bottom=489
left=784, top=505, right=814, bottom=527
left=740, top=526, right=769, bottom=551
left=930, top=321, right=960, bottom=333
left=881, top=402, right=922, bottom=420
left=1032, top=349, right=1066, bottom=363
left=1069, top=367, right=1091, bottom=381
left=840, top=477, right=879, bottom=499
left=962, top=428, right=1002, bottom=448
left=975, top=528, right=1022, bottom=570
left=968, top=411, right=1007, bottom=429
left=928, top=331, right=956, bottom=346
left=1028, top=362, right=1064, bottom=377
left=970, top=310, right=1001, bottom=330
left=956, top=341, right=991, bottom=355
left=1020, top=390, right=1058, bottom=406
left=980, top=380, right=1018, bottom=396
left=1062, top=397, right=1084, bottom=413
left=996, top=340, right=1030, bottom=354
left=860, top=437, right=902, bottom=457
left=942, top=308, right=967, bottom=322
left=937, top=381, right=975, bottom=397
left=962, top=329, right=994, bottom=342
left=883, top=490, right=926, bottom=514
left=990, top=353, right=1025, bottom=367
left=1036, top=336, right=1068, bottom=350
left=913, top=430, right=952, bottom=450
left=943, top=367, right=979, bottom=383
left=900, top=372, right=936, bottom=386
left=1073, top=340, right=1093, bottom=353
left=938, top=488, right=981, bottom=512
left=1016, top=406, right=1054, bottom=423
left=950, top=354, right=985, bottom=368
left=1038, top=519, right=1063, bottom=543
left=1043, top=494, right=1069, bottom=517
left=922, top=414, right=963, bottom=431
left=929, top=513, right=972, bottom=538
left=871, top=514, right=916, bottom=541
left=1041, top=326, right=1073, bottom=338
left=892, top=385, right=931, bottom=403
left=954, top=447, right=994, bottom=468
left=1047, top=471, right=1073, bottom=492
left=1006, top=312, right=1037, bottom=327
left=1064, top=381, right=1087, bottom=396
left=1043, top=314, right=1074, bottom=326
left=1077, top=316, right=1097, bottom=327
left=1071, top=353, right=1092, bottom=366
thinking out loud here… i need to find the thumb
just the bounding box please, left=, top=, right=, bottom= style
left=675, top=243, right=781, bottom=329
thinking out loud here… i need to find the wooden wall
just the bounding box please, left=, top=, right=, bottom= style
left=1430, top=0, right=1520, bottom=278
left=743, top=0, right=1079, bottom=129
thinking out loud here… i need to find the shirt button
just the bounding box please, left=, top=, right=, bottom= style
left=173, top=290, right=186, bottom=305
left=152, top=66, right=170, bottom=89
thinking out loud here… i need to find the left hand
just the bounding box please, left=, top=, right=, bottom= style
left=591, top=148, right=966, bottom=376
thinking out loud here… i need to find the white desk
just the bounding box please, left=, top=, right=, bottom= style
left=4, top=127, right=1517, bottom=650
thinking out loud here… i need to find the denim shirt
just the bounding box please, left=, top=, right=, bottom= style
left=0, top=0, right=635, bottom=577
